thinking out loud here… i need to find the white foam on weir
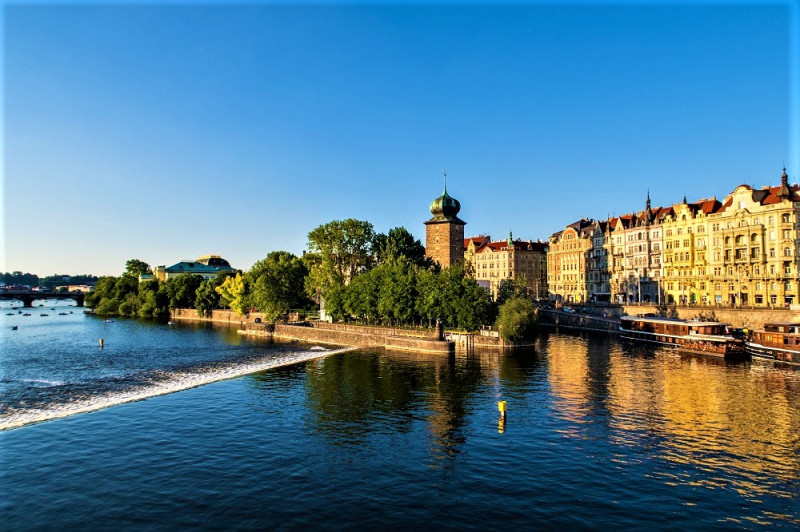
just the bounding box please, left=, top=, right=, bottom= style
left=0, top=346, right=356, bottom=432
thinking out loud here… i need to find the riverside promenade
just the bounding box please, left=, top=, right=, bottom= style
left=170, top=309, right=524, bottom=352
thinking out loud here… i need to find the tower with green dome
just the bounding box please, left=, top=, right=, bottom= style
left=424, top=173, right=466, bottom=268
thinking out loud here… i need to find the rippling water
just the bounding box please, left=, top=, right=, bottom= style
left=1, top=308, right=798, bottom=528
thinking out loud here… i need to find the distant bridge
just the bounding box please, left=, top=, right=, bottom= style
left=0, top=291, right=85, bottom=307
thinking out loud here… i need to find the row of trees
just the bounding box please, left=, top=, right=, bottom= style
left=85, top=266, right=225, bottom=318
left=86, top=219, right=538, bottom=342
left=323, top=260, right=495, bottom=330
left=2, top=271, right=99, bottom=288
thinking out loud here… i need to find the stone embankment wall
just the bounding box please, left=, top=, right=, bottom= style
left=311, top=321, right=440, bottom=340
left=621, top=305, right=800, bottom=328
left=538, top=309, right=620, bottom=333
left=171, top=308, right=264, bottom=327
left=239, top=321, right=454, bottom=354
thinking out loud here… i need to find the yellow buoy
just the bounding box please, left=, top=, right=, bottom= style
left=99, top=338, right=105, bottom=348
left=498, top=400, right=507, bottom=416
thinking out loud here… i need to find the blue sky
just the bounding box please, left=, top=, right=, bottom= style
left=3, top=1, right=798, bottom=276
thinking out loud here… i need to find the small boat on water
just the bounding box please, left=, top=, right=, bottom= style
left=620, top=316, right=746, bottom=360
left=22, top=313, right=31, bottom=316
left=40, top=313, right=49, bottom=317
left=58, top=312, right=67, bottom=316
left=747, top=323, right=800, bottom=365
left=11, top=325, right=18, bottom=330
left=5, top=312, right=14, bottom=316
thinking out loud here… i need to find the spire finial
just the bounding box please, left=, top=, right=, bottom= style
left=779, top=166, right=791, bottom=199
left=508, top=229, right=513, bottom=248
left=441, top=168, right=447, bottom=194
left=683, top=194, right=687, bottom=204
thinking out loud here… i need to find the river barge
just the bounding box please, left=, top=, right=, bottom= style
left=746, top=323, right=800, bottom=365
left=619, top=316, right=746, bottom=360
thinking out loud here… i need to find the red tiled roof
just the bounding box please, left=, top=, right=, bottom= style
left=472, top=239, right=548, bottom=254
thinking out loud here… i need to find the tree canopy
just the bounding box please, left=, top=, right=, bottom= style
left=373, top=227, right=429, bottom=267
left=248, top=251, right=309, bottom=321
left=496, top=297, right=538, bottom=343
left=125, top=259, right=152, bottom=277
left=306, top=219, right=374, bottom=300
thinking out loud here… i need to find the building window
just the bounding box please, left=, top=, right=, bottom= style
left=782, top=213, right=790, bottom=223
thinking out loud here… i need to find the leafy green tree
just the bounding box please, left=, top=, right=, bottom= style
left=247, top=251, right=309, bottom=321
left=194, top=272, right=235, bottom=317
left=138, top=279, right=169, bottom=318
left=125, top=259, right=152, bottom=277
left=344, top=269, right=380, bottom=323
left=496, top=274, right=530, bottom=304
left=415, top=267, right=445, bottom=327
left=306, top=218, right=374, bottom=300
left=163, top=274, right=204, bottom=310
left=216, top=273, right=249, bottom=315
left=85, top=276, right=115, bottom=309
left=113, top=275, right=139, bottom=301
left=118, top=292, right=141, bottom=317
left=496, top=297, right=538, bottom=343
left=373, top=227, right=428, bottom=267
left=377, top=260, right=418, bottom=325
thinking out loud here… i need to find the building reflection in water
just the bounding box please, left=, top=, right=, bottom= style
left=292, top=332, right=798, bottom=507
left=543, top=331, right=800, bottom=504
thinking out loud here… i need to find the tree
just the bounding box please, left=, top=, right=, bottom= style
left=373, top=227, right=428, bottom=267
left=376, top=259, right=418, bottom=325
left=247, top=251, right=309, bottom=321
left=306, top=219, right=375, bottom=300
left=138, top=279, right=169, bottom=318
left=194, top=272, right=235, bottom=317
left=125, top=259, right=152, bottom=277
left=163, top=274, right=204, bottom=310
left=496, top=297, right=538, bottom=343
left=216, top=273, right=249, bottom=315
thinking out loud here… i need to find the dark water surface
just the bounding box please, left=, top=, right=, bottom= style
left=1, top=309, right=799, bottom=529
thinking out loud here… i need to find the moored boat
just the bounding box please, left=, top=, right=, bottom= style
left=620, top=316, right=746, bottom=360
left=747, top=323, right=800, bottom=365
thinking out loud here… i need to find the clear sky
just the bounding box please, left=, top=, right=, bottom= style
left=3, top=1, right=798, bottom=276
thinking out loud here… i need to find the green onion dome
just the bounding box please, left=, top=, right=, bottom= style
left=429, top=187, right=461, bottom=219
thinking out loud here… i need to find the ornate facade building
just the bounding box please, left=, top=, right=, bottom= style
left=660, top=197, right=720, bottom=305
left=464, top=233, right=548, bottom=299
left=548, top=169, right=800, bottom=308
left=547, top=219, right=595, bottom=303
left=424, top=182, right=466, bottom=268
left=703, top=170, right=799, bottom=306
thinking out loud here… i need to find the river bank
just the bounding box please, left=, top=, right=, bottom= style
left=171, top=309, right=529, bottom=352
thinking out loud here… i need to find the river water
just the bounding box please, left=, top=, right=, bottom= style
left=1, top=301, right=799, bottom=529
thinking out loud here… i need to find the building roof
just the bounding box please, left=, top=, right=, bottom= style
left=465, top=236, right=547, bottom=253
left=159, top=255, right=236, bottom=275
left=427, top=180, right=465, bottom=224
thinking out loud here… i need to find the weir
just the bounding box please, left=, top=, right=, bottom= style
left=0, top=346, right=356, bottom=432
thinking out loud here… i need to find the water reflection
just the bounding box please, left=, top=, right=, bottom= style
left=543, top=332, right=800, bottom=511
left=293, top=334, right=800, bottom=524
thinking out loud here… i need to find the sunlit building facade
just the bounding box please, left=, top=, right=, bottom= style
left=465, top=233, right=548, bottom=300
